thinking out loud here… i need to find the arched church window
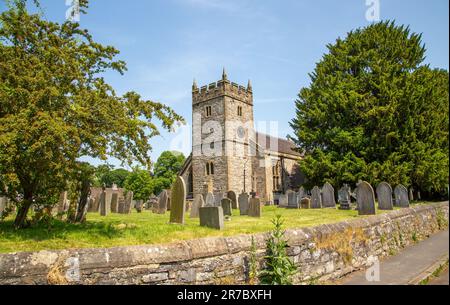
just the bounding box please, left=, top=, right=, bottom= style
left=237, top=106, right=243, bottom=116
left=206, top=162, right=215, bottom=176
left=205, top=106, right=212, bottom=117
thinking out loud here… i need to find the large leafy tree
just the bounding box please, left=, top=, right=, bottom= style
left=100, top=168, right=130, bottom=188
left=0, top=1, right=183, bottom=228
left=123, top=169, right=154, bottom=201
left=290, top=21, right=449, bottom=197
left=152, top=151, right=185, bottom=195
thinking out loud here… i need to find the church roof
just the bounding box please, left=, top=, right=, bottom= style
left=256, top=132, right=303, bottom=157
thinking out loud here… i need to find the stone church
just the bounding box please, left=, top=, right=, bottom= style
left=179, top=70, right=305, bottom=204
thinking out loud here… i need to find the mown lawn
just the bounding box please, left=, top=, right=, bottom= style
left=0, top=202, right=433, bottom=254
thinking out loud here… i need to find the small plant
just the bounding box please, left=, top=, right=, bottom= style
left=259, top=215, right=297, bottom=285
left=412, top=232, right=418, bottom=243
left=436, top=209, right=448, bottom=230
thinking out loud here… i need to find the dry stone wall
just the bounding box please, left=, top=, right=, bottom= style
left=0, top=202, right=447, bottom=285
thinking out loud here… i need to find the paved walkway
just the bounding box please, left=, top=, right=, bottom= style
left=339, top=230, right=449, bottom=285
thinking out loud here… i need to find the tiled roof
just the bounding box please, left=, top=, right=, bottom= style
left=256, top=132, right=302, bottom=157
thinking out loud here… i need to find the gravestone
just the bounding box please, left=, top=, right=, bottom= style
left=278, top=194, right=288, bottom=208
left=287, top=190, right=299, bottom=209
left=311, top=186, right=322, bottom=209
left=409, top=188, right=414, bottom=202
left=238, top=192, right=249, bottom=215
left=155, top=190, right=168, bottom=214
left=321, top=183, right=336, bottom=208
left=248, top=197, right=262, bottom=218
left=99, top=190, right=109, bottom=216
left=221, top=198, right=232, bottom=216
left=117, top=198, right=126, bottom=214
left=376, top=182, right=393, bottom=210
left=148, top=195, right=158, bottom=211
left=169, top=176, right=186, bottom=224
left=124, top=191, right=134, bottom=214
left=88, top=195, right=100, bottom=213
left=297, top=187, right=306, bottom=205
left=111, top=193, right=119, bottom=213
left=356, top=181, right=376, bottom=215
left=214, top=192, right=224, bottom=207
left=135, top=200, right=144, bottom=213
left=394, top=185, right=410, bottom=208
left=338, top=185, right=352, bottom=210
left=190, top=195, right=204, bottom=218
left=227, top=191, right=238, bottom=209
left=300, top=198, right=310, bottom=209
left=57, top=191, right=69, bottom=213
left=205, top=193, right=215, bottom=207
left=199, top=206, right=224, bottom=230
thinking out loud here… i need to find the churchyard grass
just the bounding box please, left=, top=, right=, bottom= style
left=0, top=202, right=437, bottom=254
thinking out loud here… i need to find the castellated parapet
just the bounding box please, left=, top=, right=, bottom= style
left=193, top=79, right=253, bottom=105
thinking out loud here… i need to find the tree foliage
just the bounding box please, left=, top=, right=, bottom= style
left=290, top=21, right=449, bottom=197
left=0, top=1, right=184, bottom=228
left=152, top=151, right=185, bottom=195
left=123, top=169, right=154, bottom=201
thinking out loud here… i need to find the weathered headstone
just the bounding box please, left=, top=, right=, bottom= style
left=311, top=186, right=322, bottom=209
left=238, top=192, right=249, bottom=215
left=117, top=198, right=126, bottom=214
left=376, top=182, right=393, bottom=210
left=296, top=187, right=305, bottom=205
left=227, top=191, right=238, bottom=209
left=57, top=191, right=69, bottom=213
left=287, top=190, right=299, bottom=209
left=0, top=197, right=6, bottom=218
left=135, top=200, right=144, bottom=213
left=190, top=194, right=204, bottom=218
left=278, top=193, right=288, bottom=208
left=300, top=198, right=311, bottom=209
left=111, top=193, right=119, bottom=213
left=88, top=195, right=100, bottom=213
left=321, top=182, right=336, bottom=208
left=124, top=191, right=134, bottom=214
left=169, top=176, right=186, bottom=224
left=338, top=185, right=352, bottom=210
left=356, top=181, right=376, bottom=215
left=248, top=197, right=262, bottom=217
left=394, top=185, right=410, bottom=208
left=205, top=192, right=215, bottom=207
left=221, top=198, right=232, bottom=216
left=154, top=190, right=168, bottom=214
left=199, top=206, right=224, bottom=230
left=99, top=190, right=109, bottom=216
left=214, top=192, right=224, bottom=207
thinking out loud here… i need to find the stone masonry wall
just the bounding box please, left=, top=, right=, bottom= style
left=0, top=203, right=447, bottom=285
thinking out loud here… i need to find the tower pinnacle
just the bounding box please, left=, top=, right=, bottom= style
left=247, top=79, right=252, bottom=92
left=222, top=68, right=228, bottom=81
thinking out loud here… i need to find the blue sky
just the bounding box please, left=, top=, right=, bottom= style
left=2, top=0, right=449, bottom=169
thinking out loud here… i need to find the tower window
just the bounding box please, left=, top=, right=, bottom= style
left=210, top=142, right=215, bottom=149
left=237, top=106, right=243, bottom=117
left=206, top=162, right=215, bottom=176
left=205, top=106, right=212, bottom=117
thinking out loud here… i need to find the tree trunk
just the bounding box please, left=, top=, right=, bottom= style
left=74, top=180, right=91, bottom=223
left=14, top=192, right=32, bottom=229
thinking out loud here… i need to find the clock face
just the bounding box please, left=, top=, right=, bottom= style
left=237, top=126, right=246, bottom=139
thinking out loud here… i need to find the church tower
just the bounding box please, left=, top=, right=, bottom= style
left=191, top=69, right=255, bottom=197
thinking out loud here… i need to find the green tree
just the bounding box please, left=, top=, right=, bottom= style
left=0, top=1, right=184, bottom=228
left=290, top=21, right=449, bottom=197
left=123, top=169, right=154, bottom=201
left=152, top=177, right=173, bottom=197
left=153, top=151, right=186, bottom=180
left=100, top=168, right=130, bottom=188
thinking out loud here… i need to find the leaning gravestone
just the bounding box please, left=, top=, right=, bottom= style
left=205, top=193, right=215, bottom=207
left=238, top=192, right=249, bottom=215
left=300, top=198, right=311, bottom=209
left=356, top=181, right=376, bottom=215
left=394, top=185, right=410, bottom=208
left=199, top=206, right=224, bottom=230
left=111, top=193, right=119, bottom=213
left=311, top=186, right=322, bottom=209
left=287, top=190, right=299, bottom=209
left=376, top=182, right=393, bottom=210
left=169, top=176, right=187, bottom=224
left=156, top=190, right=169, bottom=214
left=248, top=197, right=262, bottom=218
left=278, top=194, right=288, bottom=208
left=221, top=198, right=232, bottom=216
left=190, top=195, right=204, bottom=218
left=88, top=195, right=100, bottom=213
left=338, top=185, right=352, bottom=210
left=321, top=182, right=336, bottom=208
left=227, top=191, right=238, bottom=209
